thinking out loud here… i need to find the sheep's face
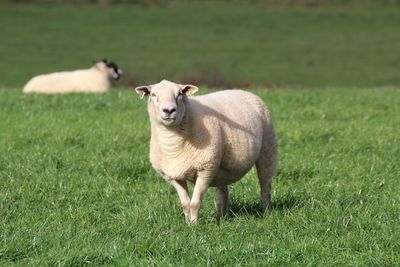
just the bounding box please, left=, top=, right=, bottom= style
left=94, top=59, right=123, bottom=80
left=135, top=80, right=198, bottom=127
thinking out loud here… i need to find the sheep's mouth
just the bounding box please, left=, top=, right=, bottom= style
left=161, top=117, right=176, bottom=122
left=160, top=117, right=176, bottom=126
left=113, top=73, right=122, bottom=80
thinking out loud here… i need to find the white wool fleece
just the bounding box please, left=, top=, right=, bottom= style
left=23, top=62, right=115, bottom=94
left=136, top=80, right=278, bottom=223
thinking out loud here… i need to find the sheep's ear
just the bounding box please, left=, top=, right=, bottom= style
left=135, top=86, right=151, bottom=99
left=180, top=84, right=198, bottom=96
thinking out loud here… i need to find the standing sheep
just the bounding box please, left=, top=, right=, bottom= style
left=23, top=59, right=123, bottom=94
left=135, top=80, right=278, bottom=223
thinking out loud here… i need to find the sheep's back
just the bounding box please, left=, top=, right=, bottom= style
left=23, top=69, right=109, bottom=93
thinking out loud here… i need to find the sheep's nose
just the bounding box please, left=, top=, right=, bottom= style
left=162, top=108, right=176, bottom=115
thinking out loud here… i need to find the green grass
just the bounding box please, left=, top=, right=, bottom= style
left=1, top=2, right=399, bottom=265
left=1, top=4, right=400, bottom=88
left=0, top=88, right=399, bottom=265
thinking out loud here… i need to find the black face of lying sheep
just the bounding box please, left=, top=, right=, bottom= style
left=101, top=59, right=123, bottom=80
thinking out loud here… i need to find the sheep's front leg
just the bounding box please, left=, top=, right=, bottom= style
left=170, top=180, right=191, bottom=222
left=190, top=176, right=211, bottom=223
left=216, top=185, right=229, bottom=219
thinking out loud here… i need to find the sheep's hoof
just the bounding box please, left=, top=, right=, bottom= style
left=184, top=215, right=198, bottom=225
left=184, top=216, right=191, bottom=224
left=216, top=213, right=229, bottom=222
left=187, top=218, right=198, bottom=225
left=263, top=204, right=272, bottom=213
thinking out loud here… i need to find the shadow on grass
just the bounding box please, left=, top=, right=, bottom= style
left=225, top=194, right=304, bottom=219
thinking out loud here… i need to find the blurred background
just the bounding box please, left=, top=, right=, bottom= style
left=1, top=0, right=399, bottom=89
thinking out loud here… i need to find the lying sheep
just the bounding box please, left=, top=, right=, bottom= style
left=23, top=59, right=123, bottom=94
left=135, top=80, right=278, bottom=223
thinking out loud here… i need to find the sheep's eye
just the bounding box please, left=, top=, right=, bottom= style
left=151, top=93, right=156, bottom=97
left=178, top=90, right=183, bottom=96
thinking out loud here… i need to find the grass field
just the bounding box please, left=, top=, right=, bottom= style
left=1, top=1, right=400, bottom=265
left=1, top=4, right=400, bottom=88
left=0, top=87, right=399, bottom=265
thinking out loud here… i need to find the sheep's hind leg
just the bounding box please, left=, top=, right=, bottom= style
left=216, top=185, right=229, bottom=220
left=170, top=180, right=191, bottom=222
left=255, top=144, right=277, bottom=211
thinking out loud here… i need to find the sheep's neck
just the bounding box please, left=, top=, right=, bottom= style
left=149, top=98, right=191, bottom=159
left=155, top=125, right=187, bottom=158
left=93, top=69, right=111, bottom=87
